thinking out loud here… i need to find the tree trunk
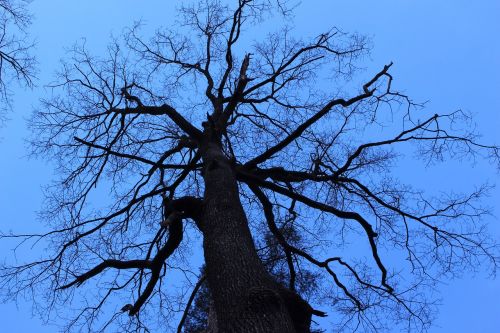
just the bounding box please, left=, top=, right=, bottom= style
left=199, top=142, right=298, bottom=332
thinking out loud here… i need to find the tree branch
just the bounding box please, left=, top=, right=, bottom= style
left=128, top=216, right=185, bottom=316
left=177, top=274, right=207, bottom=333
left=249, top=185, right=297, bottom=291
left=238, top=169, right=393, bottom=292
left=110, top=104, right=203, bottom=141
left=244, top=64, right=393, bottom=168
left=58, top=259, right=151, bottom=290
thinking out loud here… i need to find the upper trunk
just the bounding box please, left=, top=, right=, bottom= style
left=198, top=141, right=298, bottom=332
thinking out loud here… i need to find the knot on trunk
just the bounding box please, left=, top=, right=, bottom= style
left=161, top=196, right=203, bottom=227
left=244, top=286, right=326, bottom=332
left=278, top=287, right=327, bottom=333
left=160, top=210, right=182, bottom=228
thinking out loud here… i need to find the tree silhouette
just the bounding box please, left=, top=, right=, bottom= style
left=0, top=0, right=34, bottom=117
left=1, top=1, right=498, bottom=332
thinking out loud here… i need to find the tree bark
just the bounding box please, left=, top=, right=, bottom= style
left=199, top=141, right=298, bottom=333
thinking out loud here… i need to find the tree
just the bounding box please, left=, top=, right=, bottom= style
left=0, top=0, right=34, bottom=118
left=1, top=1, right=498, bottom=332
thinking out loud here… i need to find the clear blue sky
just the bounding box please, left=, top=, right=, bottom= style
left=0, top=1, right=498, bottom=332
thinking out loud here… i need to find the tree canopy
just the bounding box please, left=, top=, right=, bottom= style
left=1, top=1, right=498, bottom=332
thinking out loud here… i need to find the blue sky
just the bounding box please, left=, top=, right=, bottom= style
left=0, top=1, right=498, bottom=332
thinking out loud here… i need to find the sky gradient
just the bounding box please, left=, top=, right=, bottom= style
left=0, top=1, right=498, bottom=332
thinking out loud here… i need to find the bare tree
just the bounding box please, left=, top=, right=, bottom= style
left=0, top=0, right=35, bottom=117
left=1, top=1, right=498, bottom=332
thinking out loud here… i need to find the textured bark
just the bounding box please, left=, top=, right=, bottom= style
left=205, top=299, right=219, bottom=333
left=199, top=142, right=298, bottom=333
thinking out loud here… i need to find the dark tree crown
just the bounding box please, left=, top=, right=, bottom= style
left=1, top=1, right=498, bottom=332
